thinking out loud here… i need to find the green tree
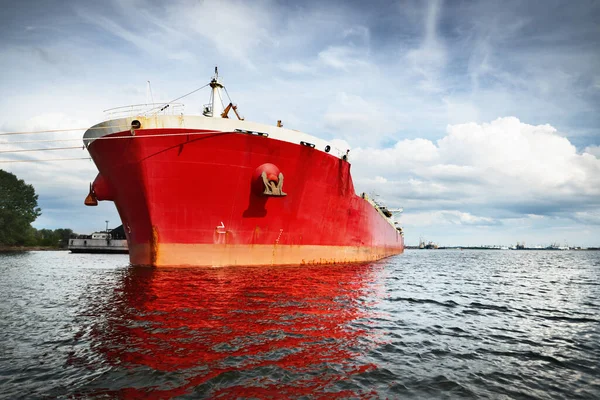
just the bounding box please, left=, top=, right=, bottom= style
left=35, top=229, right=57, bottom=247
left=54, top=228, right=75, bottom=248
left=0, top=169, right=42, bottom=246
left=31, top=228, right=74, bottom=248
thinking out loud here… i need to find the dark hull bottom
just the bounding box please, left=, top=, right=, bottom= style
left=70, top=249, right=129, bottom=254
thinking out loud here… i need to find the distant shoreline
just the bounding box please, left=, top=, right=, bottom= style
left=405, top=246, right=600, bottom=251
left=0, top=246, right=68, bottom=253
left=2, top=245, right=599, bottom=253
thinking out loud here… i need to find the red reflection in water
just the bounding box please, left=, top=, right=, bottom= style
left=91, top=263, right=384, bottom=398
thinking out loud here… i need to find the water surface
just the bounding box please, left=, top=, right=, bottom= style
left=0, top=250, right=598, bottom=398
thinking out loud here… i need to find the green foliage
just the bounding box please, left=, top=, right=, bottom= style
left=0, top=169, right=42, bottom=246
left=0, top=170, right=78, bottom=248
left=32, top=228, right=75, bottom=248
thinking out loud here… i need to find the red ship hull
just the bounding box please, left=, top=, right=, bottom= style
left=87, top=126, right=403, bottom=266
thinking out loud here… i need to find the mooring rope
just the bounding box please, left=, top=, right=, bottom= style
left=80, top=130, right=223, bottom=141
left=147, top=83, right=210, bottom=116
left=0, top=157, right=91, bottom=163
left=0, top=138, right=84, bottom=145
left=0, top=125, right=130, bottom=136
left=0, top=130, right=227, bottom=161
left=0, top=130, right=224, bottom=146
left=0, top=146, right=83, bottom=154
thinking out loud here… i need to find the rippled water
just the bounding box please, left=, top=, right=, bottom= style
left=0, top=250, right=599, bottom=399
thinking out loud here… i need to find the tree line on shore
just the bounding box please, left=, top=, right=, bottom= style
left=0, top=169, right=76, bottom=248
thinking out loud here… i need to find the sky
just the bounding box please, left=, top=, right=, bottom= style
left=0, top=0, right=599, bottom=247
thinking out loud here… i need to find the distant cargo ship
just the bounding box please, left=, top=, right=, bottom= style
left=82, top=69, right=404, bottom=267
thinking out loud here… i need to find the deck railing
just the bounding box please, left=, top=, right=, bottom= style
left=103, top=103, right=185, bottom=119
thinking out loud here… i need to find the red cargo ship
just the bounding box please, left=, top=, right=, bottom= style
left=83, top=70, right=404, bottom=266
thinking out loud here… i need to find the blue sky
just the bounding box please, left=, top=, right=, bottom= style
left=1, top=0, right=599, bottom=247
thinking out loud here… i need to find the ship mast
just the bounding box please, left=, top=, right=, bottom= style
left=208, top=67, right=225, bottom=118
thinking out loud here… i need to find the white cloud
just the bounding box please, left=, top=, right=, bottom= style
left=404, top=0, right=447, bottom=93
left=342, top=26, right=370, bottom=43
left=75, top=2, right=194, bottom=62
left=350, top=138, right=439, bottom=171
left=164, top=0, right=276, bottom=67
left=323, top=92, right=399, bottom=147
left=401, top=210, right=499, bottom=227
left=1, top=112, right=89, bottom=136
left=438, top=118, right=584, bottom=189
left=584, top=145, right=600, bottom=158
left=278, top=61, right=314, bottom=74
left=348, top=117, right=600, bottom=220
left=573, top=211, right=600, bottom=225
left=318, top=45, right=371, bottom=71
